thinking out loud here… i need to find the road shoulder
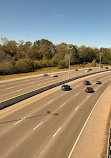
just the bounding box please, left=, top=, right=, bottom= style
left=71, top=84, right=111, bottom=158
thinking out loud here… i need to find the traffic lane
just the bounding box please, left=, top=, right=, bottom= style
left=0, top=71, right=110, bottom=137
left=0, top=68, right=110, bottom=103
left=0, top=82, right=97, bottom=158
left=0, top=72, right=110, bottom=135
left=2, top=79, right=111, bottom=158
left=37, top=80, right=111, bottom=158
left=0, top=66, right=106, bottom=92
left=0, top=70, right=81, bottom=98
left=0, top=68, right=90, bottom=102
left=0, top=78, right=110, bottom=158
left=0, top=69, right=81, bottom=88
left=0, top=82, right=91, bottom=157
left=0, top=66, right=105, bottom=89
left=0, top=79, right=86, bottom=134
left=0, top=69, right=108, bottom=128
left=0, top=67, right=89, bottom=92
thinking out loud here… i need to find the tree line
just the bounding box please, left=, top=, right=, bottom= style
left=0, top=37, right=111, bottom=75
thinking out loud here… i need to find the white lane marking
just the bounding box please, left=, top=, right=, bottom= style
left=75, top=93, right=79, bottom=96
left=16, top=89, right=23, bottom=92
left=14, top=117, right=26, bottom=125
left=87, top=95, right=90, bottom=98
left=48, top=100, right=53, bottom=104
left=53, top=127, right=61, bottom=137
left=6, top=87, right=13, bottom=90
left=60, top=103, right=66, bottom=108
left=68, top=84, right=111, bottom=158
left=33, top=122, right=43, bottom=131
left=75, top=106, right=79, bottom=111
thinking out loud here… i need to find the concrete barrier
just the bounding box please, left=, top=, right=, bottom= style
left=0, top=69, right=110, bottom=110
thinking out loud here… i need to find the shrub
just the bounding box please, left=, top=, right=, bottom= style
left=0, top=62, right=15, bottom=75
left=33, top=60, right=42, bottom=69
left=57, top=60, right=66, bottom=69
left=15, top=59, right=34, bottom=73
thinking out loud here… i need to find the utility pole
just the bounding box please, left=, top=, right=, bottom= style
left=68, top=47, right=73, bottom=79
left=99, top=52, right=103, bottom=71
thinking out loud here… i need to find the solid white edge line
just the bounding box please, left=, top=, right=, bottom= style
left=33, top=122, right=43, bottom=131
left=75, top=106, right=79, bottom=111
left=53, top=127, right=61, bottom=138
left=68, top=83, right=111, bottom=158
left=14, top=117, right=26, bottom=125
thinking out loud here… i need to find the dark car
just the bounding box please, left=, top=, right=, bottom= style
left=96, top=81, right=102, bottom=84
left=83, top=80, right=91, bottom=85
left=85, top=87, right=94, bottom=93
left=74, top=69, right=78, bottom=71
left=105, top=67, right=108, bottom=69
left=88, top=68, right=92, bottom=71
left=61, top=85, right=71, bottom=91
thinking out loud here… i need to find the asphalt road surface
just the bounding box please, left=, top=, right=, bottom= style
left=0, top=67, right=109, bottom=103
left=0, top=70, right=111, bottom=158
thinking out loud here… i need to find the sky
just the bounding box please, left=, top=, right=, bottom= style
left=0, top=0, right=111, bottom=48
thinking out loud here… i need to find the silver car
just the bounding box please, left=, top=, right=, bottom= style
left=41, top=73, right=48, bottom=77
left=50, top=74, right=58, bottom=77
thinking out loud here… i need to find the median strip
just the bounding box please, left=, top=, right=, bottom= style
left=0, top=69, right=110, bottom=110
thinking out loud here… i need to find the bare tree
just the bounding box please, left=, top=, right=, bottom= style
left=0, top=37, right=9, bottom=45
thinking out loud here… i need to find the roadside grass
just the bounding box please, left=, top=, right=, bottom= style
left=0, top=63, right=107, bottom=81
left=101, top=109, right=111, bottom=158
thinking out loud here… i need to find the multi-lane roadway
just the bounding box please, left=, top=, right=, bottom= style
left=0, top=70, right=111, bottom=158
left=0, top=67, right=108, bottom=103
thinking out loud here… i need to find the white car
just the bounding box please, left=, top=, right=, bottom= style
left=41, top=73, right=48, bottom=77
left=85, top=70, right=89, bottom=72
left=50, top=74, right=58, bottom=77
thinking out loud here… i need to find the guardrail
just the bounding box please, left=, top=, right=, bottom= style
left=0, top=69, right=110, bottom=110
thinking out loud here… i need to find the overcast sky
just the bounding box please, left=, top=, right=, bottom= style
left=0, top=0, right=111, bottom=48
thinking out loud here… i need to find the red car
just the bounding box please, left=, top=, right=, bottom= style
left=85, top=87, right=94, bottom=93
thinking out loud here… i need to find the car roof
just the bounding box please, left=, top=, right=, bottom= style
left=86, top=87, right=92, bottom=89
left=62, top=84, right=69, bottom=87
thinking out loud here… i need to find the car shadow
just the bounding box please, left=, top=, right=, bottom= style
left=0, top=111, right=59, bottom=125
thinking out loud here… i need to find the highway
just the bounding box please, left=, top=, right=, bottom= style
left=0, top=67, right=109, bottom=103
left=0, top=70, right=111, bottom=158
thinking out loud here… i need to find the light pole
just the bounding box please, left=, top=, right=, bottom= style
left=99, top=52, right=103, bottom=71
left=68, top=47, right=73, bottom=79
